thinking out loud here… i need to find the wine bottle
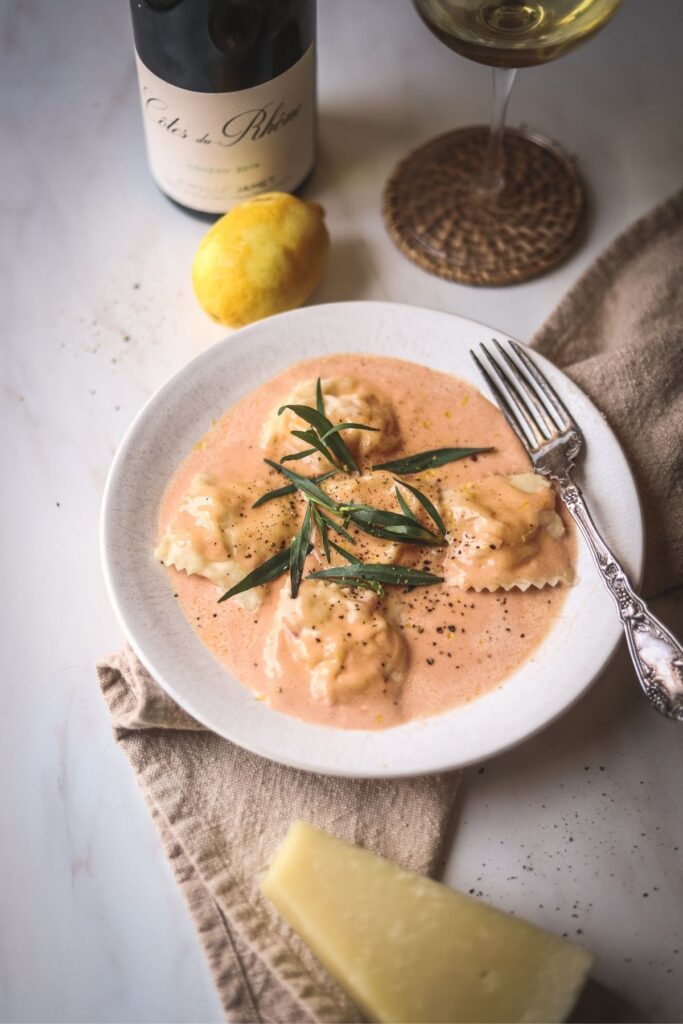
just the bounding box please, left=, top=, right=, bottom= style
left=130, top=0, right=316, bottom=214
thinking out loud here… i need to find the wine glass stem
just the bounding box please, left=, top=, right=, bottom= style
left=477, top=67, right=517, bottom=197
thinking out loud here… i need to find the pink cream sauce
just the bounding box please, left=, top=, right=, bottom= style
left=159, top=354, right=574, bottom=730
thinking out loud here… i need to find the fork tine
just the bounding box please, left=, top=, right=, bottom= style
left=470, top=349, right=539, bottom=452
left=492, top=339, right=557, bottom=440
left=479, top=344, right=552, bottom=447
left=507, top=339, right=573, bottom=432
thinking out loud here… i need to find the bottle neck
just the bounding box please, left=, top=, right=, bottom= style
left=131, top=0, right=316, bottom=93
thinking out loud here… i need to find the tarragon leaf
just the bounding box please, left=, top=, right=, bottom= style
left=326, top=543, right=382, bottom=594
left=252, top=483, right=298, bottom=509
left=321, top=422, right=379, bottom=441
left=315, top=377, right=325, bottom=415
left=311, top=505, right=332, bottom=563
left=264, top=458, right=341, bottom=512
left=308, top=563, right=443, bottom=588
left=328, top=539, right=362, bottom=565
left=218, top=546, right=290, bottom=602
left=373, top=446, right=493, bottom=475
left=315, top=507, right=356, bottom=543
left=289, top=503, right=313, bottom=598
left=395, top=480, right=446, bottom=536
left=251, top=469, right=337, bottom=510
left=280, top=447, right=318, bottom=463
left=395, top=485, right=413, bottom=520
left=288, top=428, right=336, bottom=467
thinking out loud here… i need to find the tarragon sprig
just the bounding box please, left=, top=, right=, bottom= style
left=220, top=388, right=493, bottom=603
left=265, top=460, right=445, bottom=547
left=337, top=503, right=444, bottom=547
left=218, top=477, right=446, bottom=603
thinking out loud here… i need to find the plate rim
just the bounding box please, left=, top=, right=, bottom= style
left=101, top=300, right=644, bottom=777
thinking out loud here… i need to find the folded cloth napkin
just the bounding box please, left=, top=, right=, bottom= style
left=97, top=188, right=683, bottom=1024
left=533, top=187, right=683, bottom=596
left=98, top=646, right=459, bottom=1024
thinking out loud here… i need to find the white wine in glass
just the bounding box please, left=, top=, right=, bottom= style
left=414, top=0, right=623, bottom=67
left=384, top=0, right=622, bottom=285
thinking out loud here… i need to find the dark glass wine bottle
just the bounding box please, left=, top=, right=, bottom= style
left=130, top=0, right=317, bottom=214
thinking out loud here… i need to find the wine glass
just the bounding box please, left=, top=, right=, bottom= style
left=383, top=0, right=623, bottom=285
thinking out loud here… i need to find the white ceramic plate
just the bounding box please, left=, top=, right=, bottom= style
left=101, top=301, right=643, bottom=778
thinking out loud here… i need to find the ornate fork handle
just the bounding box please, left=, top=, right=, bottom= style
left=557, top=474, right=683, bottom=721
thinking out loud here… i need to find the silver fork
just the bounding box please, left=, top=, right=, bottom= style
left=471, top=338, right=683, bottom=721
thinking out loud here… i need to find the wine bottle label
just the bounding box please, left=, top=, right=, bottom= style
left=134, top=44, right=316, bottom=213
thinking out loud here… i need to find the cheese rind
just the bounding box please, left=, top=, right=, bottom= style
left=262, top=821, right=593, bottom=1024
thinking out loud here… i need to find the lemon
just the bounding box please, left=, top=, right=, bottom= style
left=192, top=192, right=330, bottom=328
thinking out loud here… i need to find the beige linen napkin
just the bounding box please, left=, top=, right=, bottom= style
left=97, top=189, right=683, bottom=1023
left=533, top=187, right=683, bottom=596
left=98, top=644, right=460, bottom=1024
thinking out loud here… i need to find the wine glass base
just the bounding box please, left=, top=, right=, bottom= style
left=383, top=126, right=587, bottom=286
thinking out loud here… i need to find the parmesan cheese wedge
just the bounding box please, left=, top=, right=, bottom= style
left=262, top=821, right=593, bottom=1024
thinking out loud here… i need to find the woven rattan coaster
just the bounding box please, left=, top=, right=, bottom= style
left=383, top=126, right=587, bottom=286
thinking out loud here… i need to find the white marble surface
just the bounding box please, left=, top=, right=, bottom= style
left=1, top=0, right=682, bottom=1021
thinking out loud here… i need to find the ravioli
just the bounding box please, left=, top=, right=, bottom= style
left=261, top=376, right=400, bottom=470
left=265, top=579, right=408, bottom=704
left=442, top=473, right=574, bottom=592
left=155, top=474, right=297, bottom=608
